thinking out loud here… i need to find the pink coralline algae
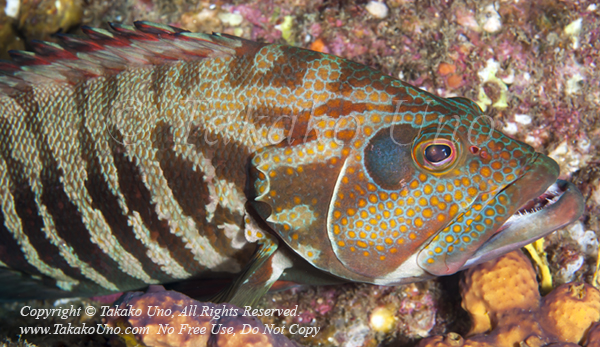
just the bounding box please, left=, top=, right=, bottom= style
left=105, top=286, right=303, bottom=347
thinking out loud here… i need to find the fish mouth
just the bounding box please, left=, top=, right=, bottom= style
left=462, top=161, right=584, bottom=269
left=497, top=180, right=578, bottom=234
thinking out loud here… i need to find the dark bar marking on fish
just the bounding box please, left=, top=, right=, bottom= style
left=269, top=46, right=318, bottom=89
left=39, top=146, right=146, bottom=289
left=0, top=194, right=44, bottom=277
left=13, top=87, right=145, bottom=289
left=222, top=53, right=253, bottom=91
left=187, top=123, right=250, bottom=189
left=80, top=125, right=175, bottom=283
left=152, top=123, right=250, bottom=263
left=0, top=117, right=85, bottom=281
left=152, top=122, right=211, bottom=220
left=76, top=76, right=175, bottom=282
left=109, top=127, right=204, bottom=274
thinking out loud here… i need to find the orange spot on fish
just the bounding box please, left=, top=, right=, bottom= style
left=480, top=167, right=492, bottom=177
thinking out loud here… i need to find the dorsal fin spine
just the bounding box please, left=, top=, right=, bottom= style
left=0, top=22, right=264, bottom=96
left=134, top=21, right=190, bottom=35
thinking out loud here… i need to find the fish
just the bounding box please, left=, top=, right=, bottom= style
left=0, top=21, right=584, bottom=306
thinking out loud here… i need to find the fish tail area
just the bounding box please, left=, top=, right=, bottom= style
left=0, top=21, right=266, bottom=96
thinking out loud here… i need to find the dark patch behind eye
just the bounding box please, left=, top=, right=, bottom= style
left=364, top=126, right=416, bottom=190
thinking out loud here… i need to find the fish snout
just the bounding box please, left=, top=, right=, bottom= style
left=510, top=153, right=560, bottom=210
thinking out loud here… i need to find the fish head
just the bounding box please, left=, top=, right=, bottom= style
left=250, top=90, right=583, bottom=284
left=392, top=97, right=583, bottom=280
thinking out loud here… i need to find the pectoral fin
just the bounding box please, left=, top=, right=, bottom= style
left=211, top=213, right=291, bottom=307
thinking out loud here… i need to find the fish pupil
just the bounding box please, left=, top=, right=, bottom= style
left=425, top=144, right=452, bottom=163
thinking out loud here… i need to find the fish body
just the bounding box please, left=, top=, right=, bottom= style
left=0, top=22, right=584, bottom=304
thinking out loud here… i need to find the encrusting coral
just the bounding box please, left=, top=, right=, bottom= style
left=460, top=250, right=541, bottom=336
left=419, top=251, right=600, bottom=347
left=540, top=282, right=600, bottom=344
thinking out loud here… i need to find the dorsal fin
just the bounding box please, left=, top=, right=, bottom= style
left=0, top=21, right=266, bottom=96
left=8, top=50, right=51, bottom=66
left=133, top=21, right=190, bottom=35
left=29, top=40, right=78, bottom=60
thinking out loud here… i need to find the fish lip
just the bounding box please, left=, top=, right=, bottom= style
left=497, top=179, right=582, bottom=234
left=495, top=151, right=569, bottom=234
left=463, top=179, right=584, bottom=269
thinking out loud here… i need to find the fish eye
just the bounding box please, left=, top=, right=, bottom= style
left=424, top=144, right=452, bottom=165
left=412, top=137, right=458, bottom=173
